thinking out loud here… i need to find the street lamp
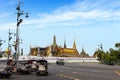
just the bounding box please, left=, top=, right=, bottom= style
left=8, top=29, right=13, bottom=59
left=0, top=39, right=3, bottom=49
left=14, top=2, right=29, bottom=65
left=0, top=38, right=5, bottom=55
left=98, top=43, right=103, bottom=51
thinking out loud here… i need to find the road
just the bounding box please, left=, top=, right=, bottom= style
left=1, top=63, right=120, bottom=80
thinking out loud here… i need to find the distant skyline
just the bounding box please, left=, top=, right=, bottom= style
left=0, top=0, right=120, bottom=56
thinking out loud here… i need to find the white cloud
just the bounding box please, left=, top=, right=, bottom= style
left=30, top=0, right=120, bottom=28
left=1, top=0, right=120, bottom=30
left=0, top=22, right=16, bottom=30
left=0, top=13, right=9, bottom=18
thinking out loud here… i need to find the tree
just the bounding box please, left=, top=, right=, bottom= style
left=96, top=50, right=105, bottom=63
left=115, top=42, right=120, bottom=50
left=109, top=48, right=120, bottom=64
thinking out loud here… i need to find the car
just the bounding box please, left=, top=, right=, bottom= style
left=56, top=59, right=65, bottom=65
left=16, top=61, right=31, bottom=75
left=27, top=60, right=37, bottom=72
left=36, top=59, right=48, bottom=76
left=0, top=65, right=12, bottom=79
left=107, top=61, right=114, bottom=66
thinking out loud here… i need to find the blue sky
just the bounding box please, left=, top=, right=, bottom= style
left=0, top=0, right=120, bottom=56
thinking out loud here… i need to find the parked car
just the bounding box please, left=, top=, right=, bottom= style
left=36, top=59, right=48, bottom=76
left=27, top=60, right=37, bottom=72
left=16, top=61, right=31, bottom=75
left=56, top=59, right=65, bottom=65
left=0, top=65, right=12, bottom=79
left=107, top=61, right=114, bottom=66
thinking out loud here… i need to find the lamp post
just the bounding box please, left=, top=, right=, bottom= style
left=14, top=2, right=29, bottom=65
left=0, top=38, right=3, bottom=51
left=0, top=38, right=5, bottom=55
left=8, top=29, right=13, bottom=59
left=98, top=43, right=103, bottom=51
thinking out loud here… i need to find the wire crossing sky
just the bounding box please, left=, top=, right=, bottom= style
left=0, top=0, right=120, bottom=56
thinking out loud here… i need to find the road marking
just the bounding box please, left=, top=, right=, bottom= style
left=63, top=75, right=68, bottom=78
left=114, top=70, right=120, bottom=76
left=56, top=74, right=82, bottom=80
left=72, top=72, right=79, bottom=74
left=74, top=78, right=80, bottom=80
left=69, top=76, right=74, bottom=79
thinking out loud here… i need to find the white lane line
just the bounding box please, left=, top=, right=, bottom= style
left=56, top=74, right=82, bottom=80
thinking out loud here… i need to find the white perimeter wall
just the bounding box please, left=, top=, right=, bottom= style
left=19, top=56, right=99, bottom=63
left=0, top=56, right=99, bottom=63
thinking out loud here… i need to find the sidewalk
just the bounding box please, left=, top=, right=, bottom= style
left=66, top=62, right=120, bottom=70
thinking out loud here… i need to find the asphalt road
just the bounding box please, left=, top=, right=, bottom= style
left=1, top=63, right=120, bottom=80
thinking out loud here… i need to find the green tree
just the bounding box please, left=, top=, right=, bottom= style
left=96, top=50, right=105, bottom=63
left=115, top=42, right=120, bottom=50
left=109, top=48, right=120, bottom=64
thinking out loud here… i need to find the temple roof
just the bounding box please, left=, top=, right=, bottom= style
left=57, top=48, right=80, bottom=57
left=73, top=40, right=76, bottom=49
left=60, top=48, right=76, bottom=53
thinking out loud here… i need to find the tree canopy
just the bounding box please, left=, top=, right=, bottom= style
left=94, top=42, right=120, bottom=65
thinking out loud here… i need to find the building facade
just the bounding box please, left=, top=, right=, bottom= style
left=29, top=35, right=80, bottom=57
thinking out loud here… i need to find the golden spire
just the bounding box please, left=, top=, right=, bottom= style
left=64, top=37, right=66, bottom=48
left=53, top=35, right=56, bottom=45
left=73, top=40, right=76, bottom=49
left=81, top=45, right=85, bottom=54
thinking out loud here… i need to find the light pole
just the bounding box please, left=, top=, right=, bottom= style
left=98, top=43, right=103, bottom=51
left=0, top=38, right=5, bottom=55
left=8, top=29, right=13, bottom=59
left=14, top=2, right=29, bottom=65
left=0, top=38, right=3, bottom=51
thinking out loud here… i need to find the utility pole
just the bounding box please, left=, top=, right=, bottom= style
left=14, top=2, right=29, bottom=65
left=8, top=29, right=13, bottom=59
left=0, top=38, right=5, bottom=56
left=98, top=43, right=103, bottom=51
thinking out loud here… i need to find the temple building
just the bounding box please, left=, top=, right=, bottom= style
left=29, top=35, right=80, bottom=57
left=55, top=39, right=80, bottom=57
left=29, top=46, right=48, bottom=57
left=79, top=46, right=89, bottom=57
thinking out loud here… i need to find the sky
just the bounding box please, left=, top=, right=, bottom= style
left=0, top=0, right=120, bottom=56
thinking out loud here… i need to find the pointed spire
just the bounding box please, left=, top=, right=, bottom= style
left=48, top=45, right=52, bottom=57
left=64, top=37, right=66, bottom=48
left=81, top=45, right=85, bottom=54
left=53, top=35, right=56, bottom=45
left=73, top=40, right=76, bottom=49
